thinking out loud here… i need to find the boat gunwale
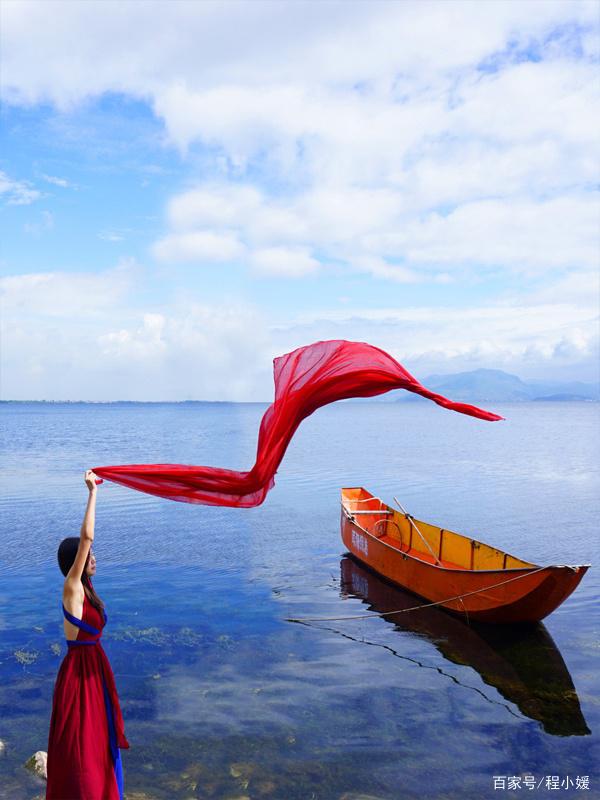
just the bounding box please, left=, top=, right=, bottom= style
left=340, top=494, right=589, bottom=575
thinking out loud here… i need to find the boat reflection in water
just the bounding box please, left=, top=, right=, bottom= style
left=340, top=556, right=590, bottom=737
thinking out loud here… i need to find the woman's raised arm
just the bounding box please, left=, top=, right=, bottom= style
left=80, top=470, right=97, bottom=539
left=66, top=470, right=98, bottom=583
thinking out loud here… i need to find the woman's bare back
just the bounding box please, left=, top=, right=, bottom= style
left=62, top=579, right=85, bottom=641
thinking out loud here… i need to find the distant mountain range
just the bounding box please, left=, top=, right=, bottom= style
left=4, top=369, right=598, bottom=405
left=358, top=369, right=599, bottom=403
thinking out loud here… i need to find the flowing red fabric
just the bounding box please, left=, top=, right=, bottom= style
left=94, top=340, right=502, bottom=507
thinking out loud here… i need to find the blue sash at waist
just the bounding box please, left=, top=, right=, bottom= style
left=67, top=639, right=100, bottom=647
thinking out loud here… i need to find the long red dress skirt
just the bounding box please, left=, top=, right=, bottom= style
left=46, top=589, right=129, bottom=800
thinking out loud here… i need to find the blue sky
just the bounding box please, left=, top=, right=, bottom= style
left=1, top=1, right=598, bottom=400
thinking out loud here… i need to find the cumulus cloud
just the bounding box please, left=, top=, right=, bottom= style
left=250, top=247, right=319, bottom=278
left=0, top=259, right=135, bottom=318
left=271, top=263, right=600, bottom=382
left=40, top=173, right=72, bottom=188
left=98, top=312, right=168, bottom=361
left=151, top=57, right=598, bottom=183
left=150, top=182, right=598, bottom=279
left=3, top=4, right=598, bottom=183
left=393, top=196, right=599, bottom=272
left=0, top=170, right=40, bottom=205
left=74, top=4, right=593, bottom=283
left=2, top=2, right=599, bottom=284
left=0, top=262, right=271, bottom=401
left=152, top=230, right=245, bottom=263
left=529, top=270, right=600, bottom=305
left=1, top=1, right=598, bottom=394
left=166, top=185, right=262, bottom=230
left=2, top=260, right=597, bottom=401
left=271, top=301, right=599, bottom=382
left=2, top=2, right=596, bottom=107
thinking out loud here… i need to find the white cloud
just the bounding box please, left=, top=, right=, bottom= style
left=0, top=263, right=271, bottom=401
left=2, top=262, right=597, bottom=402
left=150, top=56, right=598, bottom=278
left=347, top=255, right=421, bottom=284
left=3, top=3, right=598, bottom=180
left=98, top=313, right=167, bottom=360
left=271, top=301, right=599, bottom=381
left=1, top=1, right=598, bottom=394
left=2, top=2, right=597, bottom=106
left=529, top=270, right=600, bottom=304
left=167, top=185, right=262, bottom=230
left=0, top=170, right=40, bottom=205
left=150, top=56, right=598, bottom=188
left=152, top=230, right=244, bottom=263
left=98, top=303, right=269, bottom=381
left=40, top=173, right=72, bottom=188
left=152, top=182, right=598, bottom=279
left=3, top=3, right=599, bottom=285
left=98, top=230, right=125, bottom=242
left=393, top=196, right=599, bottom=272
left=0, top=259, right=135, bottom=318
left=451, top=59, right=598, bottom=147
left=250, top=247, right=319, bottom=278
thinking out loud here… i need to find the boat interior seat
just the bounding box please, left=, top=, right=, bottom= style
left=375, top=533, right=466, bottom=571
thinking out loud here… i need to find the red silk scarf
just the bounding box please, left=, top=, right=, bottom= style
left=93, top=340, right=502, bottom=507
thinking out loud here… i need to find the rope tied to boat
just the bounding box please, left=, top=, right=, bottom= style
left=285, top=565, right=549, bottom=623
left=393, top=496, right=442, bottom=566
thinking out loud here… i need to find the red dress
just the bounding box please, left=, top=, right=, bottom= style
left=46, top=585, right=129, bottom=800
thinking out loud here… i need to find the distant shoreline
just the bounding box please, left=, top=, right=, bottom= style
left=3, top=367, right=597, bottom=405
left=1, top=398, right=598, bottom=405
left=0, top=399, right=271, bottom=405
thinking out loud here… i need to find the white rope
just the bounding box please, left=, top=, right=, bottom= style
left=350, top=496, right=384, bottom=503
left=393, top=496, right=442, bottom=566
left=285, top=565, right=548, bottom=623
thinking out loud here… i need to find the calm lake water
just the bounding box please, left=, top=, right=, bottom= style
left=1, top=400, right=599, bottom=799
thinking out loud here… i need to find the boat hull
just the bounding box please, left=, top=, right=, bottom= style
left=340, top=491, right=588, bottom=624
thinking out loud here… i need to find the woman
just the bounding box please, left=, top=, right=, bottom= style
left=46, top=470, right=129, bottom=800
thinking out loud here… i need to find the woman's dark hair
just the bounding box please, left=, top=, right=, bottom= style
left=57, top=537, right=105, bottom=612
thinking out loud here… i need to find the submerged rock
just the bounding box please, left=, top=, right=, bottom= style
left=24, top=750, right=47, bottom=780
left=112, top=626, right=170, bottom=646
left=255, top=779, right=277, bottom=795
left=338, top=794, right=388, bottom=800
left=230, top=761, right=256, bottom=780
left=217, top=634, right=235, bottom=649
left=14, top=648, right=38, bottom=665
left=181, top=761, right=205, bottom=780
left=124, top=793, right=160, bottom=800
left=177, top=626, right=204, bottom=646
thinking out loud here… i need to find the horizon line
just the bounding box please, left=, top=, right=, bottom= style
left=1, top=397, right=598, bottom=405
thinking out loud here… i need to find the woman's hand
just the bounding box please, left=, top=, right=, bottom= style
left=81, top=470, right=98, bottom=540
left=84, top=470, right=99, bottom=492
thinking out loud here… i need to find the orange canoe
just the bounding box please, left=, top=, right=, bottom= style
left=341, top=487, right=589, bottom=624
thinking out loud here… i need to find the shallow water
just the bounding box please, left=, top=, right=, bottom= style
left=1, top=401, right=599, bottom=799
